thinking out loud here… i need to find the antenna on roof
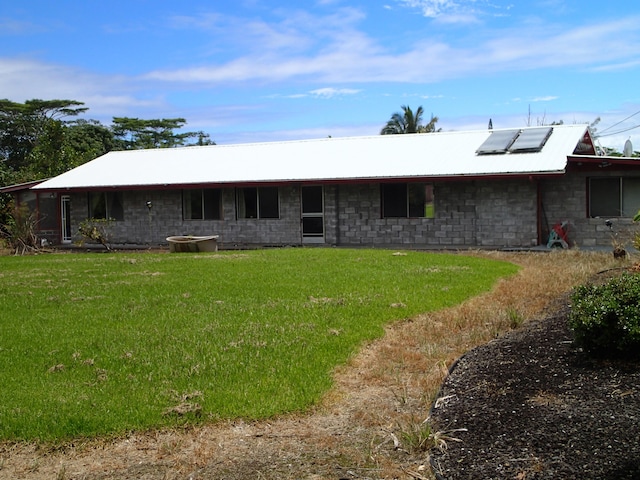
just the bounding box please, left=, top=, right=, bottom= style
left=623, top=137, right=633, bottom=157
left=488, top=118, right=493, bottom=130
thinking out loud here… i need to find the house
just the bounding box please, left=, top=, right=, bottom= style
left=4, top=124, right=640, bottom=250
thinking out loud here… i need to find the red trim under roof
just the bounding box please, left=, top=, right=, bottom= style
left=31, top=170, right=569, bottom=192
left=0, top=179, right=48, bottom=193
left=568, top=155, right=640, bottom=166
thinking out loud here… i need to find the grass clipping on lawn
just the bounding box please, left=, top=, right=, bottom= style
left=0, top=249, right=626, bottom=480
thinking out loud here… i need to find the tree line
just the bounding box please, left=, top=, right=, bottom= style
left=0, top=99, right=215, bottom=186
left=3, top=99, right=635, bottom=189
left=0, top=100, right=443, bottom=189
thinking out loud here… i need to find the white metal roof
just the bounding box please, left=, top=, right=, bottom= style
left=33, top=124, right=589, bottom=191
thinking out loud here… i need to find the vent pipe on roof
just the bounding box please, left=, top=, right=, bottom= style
left=623, top=138, right=633, bottom=157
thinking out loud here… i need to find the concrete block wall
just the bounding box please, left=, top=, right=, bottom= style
left=219, top=187, right=302, bottom=246
left=335, top=179, right=538, bottom=248
left=541, top=172, right=638, bottom=249
left=473, top=180, right=538, bottom=248
left=64, top=176, right=597, bottom=250
left=323, top=185, right=339, bottom=245
left=69, top=188, right=306, bottom=247
left=68, top=192, right=88, bottom=244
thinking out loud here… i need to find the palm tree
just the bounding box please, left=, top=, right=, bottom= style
left=380, top=105, right=440, bottom=135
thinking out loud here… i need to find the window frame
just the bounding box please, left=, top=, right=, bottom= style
left=88, top=191, right=124, bottom=221
left=236, top=186, right=280, bottom=219
left=381, top=182, right=434, bottom=219
left=182, top=188, right=222, bottom=220
left=16, top=191, right=57, bottom=230
left=588, top=177, right=640, bottom=218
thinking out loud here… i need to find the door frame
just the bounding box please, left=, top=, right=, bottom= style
left=301, top=185, right=325, bottom=244
left=61, top=195, right=72, bottom=244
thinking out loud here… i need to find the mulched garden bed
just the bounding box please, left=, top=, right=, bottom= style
left=429, top=302, right=640, bottom=479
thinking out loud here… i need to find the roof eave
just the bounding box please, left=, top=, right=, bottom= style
left=0, top=179, right=49, bottom=193
left=31, top=170, right=568, bottom=192
left=568, top=155, right=640, bottom=166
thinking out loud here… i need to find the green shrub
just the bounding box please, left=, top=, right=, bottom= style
left=569, top=273, right=640, bottom=358
left=3, top=203, right=39, bottom=254
left=77, top=217, right=113, bottom=250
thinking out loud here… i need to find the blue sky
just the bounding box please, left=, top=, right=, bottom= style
left=2, top=0, right=639, bottom=151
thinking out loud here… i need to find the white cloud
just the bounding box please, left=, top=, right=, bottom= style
left=218, top=123, right=380, bottom=144
left=267, top=88, right=362, bottom=100
left=169, top=7, right=366, bottom=57
left=3, top=5, right=640, bottom=150
left=5, top=11, right=640, bottom=125
left=531, top=96, right=558, bottom=102
left=309, top=88, right=361, bottom=98
left=0, top=57, right=163, bottom=120
left=397, top=0, right=457, bottom=18
left=0, top=18, right=43, bottom=34
left=434, top=14, right=480, bottom=24
left=395, top=0, right=511, bottom=22
left=589, top=59, right=640, bottom=73
left=144, top=12, right=640, bottom=86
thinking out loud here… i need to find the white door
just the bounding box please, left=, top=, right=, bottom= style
left=61, top=195, right=72, bottom=243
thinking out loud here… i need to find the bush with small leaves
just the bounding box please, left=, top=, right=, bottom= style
left=569, top=273, right=640, bottom=358
left=634, top=209, right=640, bottom=251
left=2, top=204, right=39, bottom=254
left=78, top=218, right=113, bottom=251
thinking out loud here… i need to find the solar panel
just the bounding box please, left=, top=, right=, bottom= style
left=509, top=127, right=553, bottom=153
left=476, top=129, right=520, bottom=155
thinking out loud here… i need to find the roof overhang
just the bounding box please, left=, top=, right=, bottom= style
left=568, top=155, right=640, bottom=166
left=566, top=155, right=640, bottom=174
left=31, top=124, right=589, bottom=192
left=0, top=179, right=48, bottom=194
left=33, top=170, right=569, bottom=192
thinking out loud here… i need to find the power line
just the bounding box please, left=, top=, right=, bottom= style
left=598, top=109, right=640, bottom=134
left=598, top=123, right=640, bottom=137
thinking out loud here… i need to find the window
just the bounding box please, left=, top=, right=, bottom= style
left=16, top=191, right=57, bottom=230
left=88, top=192, right=124, bottom=221
left=236, top=187, right=279, bottom=219
left=183, top=189, right=222, bottom=220
left=382, top=183, right=434, bottom=218
left=17, top=190, right=37, bottom=213
left=38, top=195, right=58, bottom=230
left=589, top=177, right=640, bottom=218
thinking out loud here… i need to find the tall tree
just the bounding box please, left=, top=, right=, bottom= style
left=0, top=159, right=15, bottom=227
left=0, top=99, right=88, bottom=173
left=381, top=105, right=440, bottom=135
left=22, top=118, right=115, bottom=179
left=25, top=119, right=72, bottom=179
left=111, top=117, right=215, bottom=150
left=65, top=119, right=115, bottom=161
left=0, top=100, right=218, bottom=186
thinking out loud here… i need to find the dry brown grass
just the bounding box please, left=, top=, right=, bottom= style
left=324, top=250, right=626, bottom=476
left=350, top=249, right=617, bottom=393
left=0, top=249, right=628, bottom=480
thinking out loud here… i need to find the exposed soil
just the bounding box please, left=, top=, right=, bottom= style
left=429, top=297, right=640, bottom=480
left=1, top=252, right=638, bottom=480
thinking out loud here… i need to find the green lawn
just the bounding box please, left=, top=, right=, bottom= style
left=0, top=248, right=518, bottom=441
